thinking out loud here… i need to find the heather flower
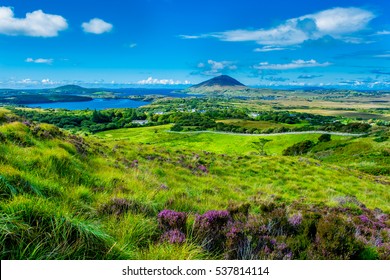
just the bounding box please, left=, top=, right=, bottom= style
left=194, top=210, right=230, bottom=233
left=226, top=224, right=242, bottom=239
left=277, top=242, right=287, bottom=251
left=264, top=246, right=272, bottom=254
left=288, top=213, right=303, bottom=227
left=197, top=165, right=208, bottom=173
left=160, top=229, right=186, bottom=244
left=193, top=210, right=231, bottom=252
left=359, top=215, right=371, bottom=224
left=22, top=120, right=32, bottom=126
left=375, top=237, right=383, bottom=247
left=158, top=209, right=187, bottom=231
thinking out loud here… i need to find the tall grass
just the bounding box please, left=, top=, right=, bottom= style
left=0, top=114, right=389, bottom=259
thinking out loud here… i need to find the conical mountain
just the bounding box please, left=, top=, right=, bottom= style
left=183, top=75, right=247, bottom=94
left=191, top=75, right=246, bottom=88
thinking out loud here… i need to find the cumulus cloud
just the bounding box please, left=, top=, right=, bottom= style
left=25, top=58, right=53, bottom=64
left=0, top=6, right=68, bottom=37
left=181, top=7, right=375, bottom=46
left=137, top=77, right=191, bottom=85
left=254, top=59, right=331, bottom=70
left=196, top=59, right=237, bottom=76
left=82, top=18, right=113, bottom=34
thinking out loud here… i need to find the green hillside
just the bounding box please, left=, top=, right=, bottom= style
left=0, top=107, right=389, bottom=259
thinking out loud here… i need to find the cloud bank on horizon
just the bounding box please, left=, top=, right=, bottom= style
left=0, top=0, right=389, bottom=89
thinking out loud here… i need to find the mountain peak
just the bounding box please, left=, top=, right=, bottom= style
left=191, top=75, right=246, bottom=88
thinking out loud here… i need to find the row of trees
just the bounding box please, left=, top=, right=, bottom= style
left=10, top=106, right=372, bottom=135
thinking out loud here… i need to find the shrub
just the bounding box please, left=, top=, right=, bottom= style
left=193, top=210, right=231, bottom=253
left=157, top=210, right=187, bottom=232
left=318, top=134, right=331, bottom=142
left=160, top=229, right=186, bottom=244
left=225, top=221, right=249, bottom=259
left=228, top=202, right=250, bottom=221
left=288, top=213, right=303, bottom=227
left=315, top=214, right=363, bottom=259
left=283, top=140, right=315, bottom=156
left=0, top=132, right=6, bottom=142
left=374, top=136, right=388, bottom=142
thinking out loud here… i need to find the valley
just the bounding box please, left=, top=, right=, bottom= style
left=1, top=76, right=390, bottom=260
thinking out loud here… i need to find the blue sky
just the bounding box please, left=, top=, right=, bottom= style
left=0, top=0, right=389, bottom=89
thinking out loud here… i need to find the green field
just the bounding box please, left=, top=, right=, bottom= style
left=1, top=106, right=390, bottom=260
left=96, top=124, right=349, bottom=156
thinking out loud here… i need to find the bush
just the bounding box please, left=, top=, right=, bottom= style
left=315, top=214, right=363, bottom=259
left=283, top=140, right=315, bottom=156
left=374, top=136, right=388, bottom=143
left=160, top=229, right=186, bottom=244
left=318, top=134, right=331, bottom=142
left=157, top=210, right=187, bottom=232
left=193, top=210, right=231, bottom=253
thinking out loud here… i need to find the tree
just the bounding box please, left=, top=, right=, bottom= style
left=252, top=138, right=272, bottom=155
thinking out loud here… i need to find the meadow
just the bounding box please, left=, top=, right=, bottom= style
left=1, top=97, right=390, bottom=260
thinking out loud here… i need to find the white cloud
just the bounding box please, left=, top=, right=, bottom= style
left=25, top=58, right=53, bottom=64
left=197, top=59, right=237, bottom=75
left=129, top=43, right=137, bottom=48
left=82, top=18, right=113, bottom=34
left=137, top=77, right=191, bottom=85
left=254, top=59, right=331, bottom=70
left=374, top=54, right=390, bottom=58
left=0, top=6, right=68, bottom=37
left=374, top=30, right=390, bottom=35
left=41, top=78, right=56, bottom=85
left=179, top=35, right=202, bottom=39
left=17, top=78, right=38, bottom=85
left=181, top=7, right=375, bottom=46
left=312, top=7, right=373, bottom=35
left=254, top=46, right=288, bottom=52
left=373, top=51, right=390, bottom=58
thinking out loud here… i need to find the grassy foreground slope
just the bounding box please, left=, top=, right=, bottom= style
left=1, top=108, right=389, bottom=259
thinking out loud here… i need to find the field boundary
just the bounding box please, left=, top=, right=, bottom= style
left=167, top=130, right=366, bottom=137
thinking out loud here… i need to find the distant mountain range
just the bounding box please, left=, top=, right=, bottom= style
left=47, top=85, right=93, bottom=94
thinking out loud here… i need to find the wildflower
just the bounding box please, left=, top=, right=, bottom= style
left=158, top=209, right=187, bottom=231
left=288, top=213, right=303, bottom=227
left=197, top=165, right=208, bottom=173
left=160, top=229, right=186, bottom=244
